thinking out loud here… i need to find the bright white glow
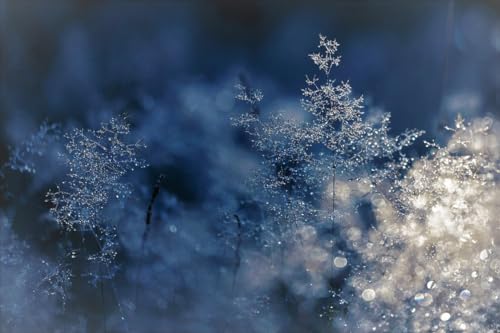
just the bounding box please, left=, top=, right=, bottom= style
left=439, top=312, right=451, bottom=322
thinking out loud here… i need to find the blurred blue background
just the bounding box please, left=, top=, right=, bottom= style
left=1, top=1, right=500, bottom=332
left=1, top=0, right=499, bottom=135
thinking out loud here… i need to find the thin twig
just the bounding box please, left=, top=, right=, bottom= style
left=232, top=214, right=243, bottom=293
left=135, top=174, right=165, bottom=306
left=331, top=163, right=336, bottom=273
left=100, top=264, right=107, bottom=333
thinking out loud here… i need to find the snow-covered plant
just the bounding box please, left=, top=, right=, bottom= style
left=342, top=116, right=500, bottom=332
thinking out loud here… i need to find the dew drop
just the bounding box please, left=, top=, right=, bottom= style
left=489, top=259, right=500, bottom=274
left=333, top=256, right=348, bottom=268
left=440, top=312, right=451, bottom=322
left=459, top=289, right=471, bottom=300
left=362, top=289, right=376, bottom=302
left=414, top=293, right=433, bottom=306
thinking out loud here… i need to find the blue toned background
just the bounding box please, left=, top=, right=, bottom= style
left=2, top=1, right=499, bottom=134
left=1, top=1, right=500, bottom=332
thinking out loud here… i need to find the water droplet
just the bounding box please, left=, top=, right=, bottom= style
left=169, top=225, right=177, bottom=233
left=426, top=280, right=435, bottom=289
left=459, top=289, right=471, bottom=301
left=414, top=293, right=433, bottom=306
left=489, top=259, right=500, bottom=275
left=471, top=271, right=478, bottom=278
left=440, top=312, right=451, bottom=321
left=362, top=289, right=376, bottom=302
left=480, top=249, right=489, bottom=261
left=456, top=320, right=467, bottom=330
left=333, top=256, right=348, bottom=268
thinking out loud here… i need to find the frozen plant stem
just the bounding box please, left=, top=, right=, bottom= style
left=99, top=264, right=107, bottom=333
left=142, top=174, right=165, bottom=247
left=232, top=214, right=242, bottom=293
left=331, top=163, right=336, bottom=273
left=135, top=174, right=165, bottom=306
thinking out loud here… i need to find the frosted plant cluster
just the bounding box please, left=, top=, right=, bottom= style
left=234, top=35, right=422, bottom=236
left=5, top=121, right=59, bottom=175
left=232, top=35, right=423, bottom=304
left=1, top=114, right=148, bottom=331
left=0, top=121, right=59, bottom=197
left=0, top=213, right=72, bottom=332
left=47, top=115, right=146, bottom=293
left=1, top=32, right=499, bottom=332
left=234, top=35, right=500, bottom=332
left=46, top=115, right=147, bottom=231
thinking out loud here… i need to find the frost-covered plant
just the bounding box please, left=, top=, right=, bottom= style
left=0, top=121, right=59, bottom=198
left=0, top=114, right=147, bottom=332
left=232, top=34, right=423, bottom=271
left=5, top=121, right=60, bottom=174
left=342, top=116, right=500, bottom=332
left=0, top=214, right=72, bottom=332
left=43, top=114, right=146, bottom=329
left=46, top=115, right=147, bottom=231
